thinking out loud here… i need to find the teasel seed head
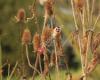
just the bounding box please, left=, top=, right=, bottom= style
left=74, top=0, right=84, bottom=13
left=87, top=54, right=98, bottom=74
left=15, top=8, right=26, bottom=22
left=92, top=33, right=100, bottom=53
left=44, top=0, right=54, bottom=17
left=33, top=32, right=41, bottom=52
left=22, top=28, right=31, bottom=45
left=41, top=27, right=52, bottom=44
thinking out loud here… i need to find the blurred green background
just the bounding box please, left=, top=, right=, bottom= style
left=0, top=0, right=100, bottom=79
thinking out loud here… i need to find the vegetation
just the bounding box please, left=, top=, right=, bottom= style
left=0, top=0, right=100, bottom=80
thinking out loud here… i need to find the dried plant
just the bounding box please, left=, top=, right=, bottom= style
left=15, top=8, right=26, bottom=22
left=33, top=32, right=41, bottom=52
left=71, top=0, right=100, bottom=80
left=2, top=0, right=99, bottom=80
left=22, top=28, right=31, bottom=45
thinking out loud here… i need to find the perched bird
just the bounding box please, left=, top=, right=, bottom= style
left=52, top=26, right=61, bottom=38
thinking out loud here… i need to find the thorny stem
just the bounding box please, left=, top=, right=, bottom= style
left=86, top=0, right=90, bottom=25
left=7, top=62, right=18, bottom=80
left=71, top=0, right=78, bottom=30
left=90, top=0, right=95, bottom=27
left=42, top=15, right=48, bottom=35
left=32, top=0, right=40, bottom=33
left=53, top=39, right=60, bottom=80
left=19, top=22, right=26, bottom=77
left=71, top=0, right=85, bottom=78
left=77, top=35, right=85, bottom=75
left=7, top=64, right=10, bottom=79
left=39, top=55, right=42, bottom=74
left=32, top=54, right=40, bottom=80
left=25, top=44, right=41, bottom=75
left=82, top=7, right=85, bottom=34
left=93, top=14, right=100, bottom=30
left=84, top=32, right=92, bottom=80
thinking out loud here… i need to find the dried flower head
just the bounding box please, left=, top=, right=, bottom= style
left=87, top=55, right=98, bottom=74
left=74, top=0, right=84, bottom=12
left=33, top=32, right=40, bottom=52
left=44, top=0, right=54, bottom=17
left=41, top=27, right=52, bottom=44
left=92, top=33, right=100, bottom=52
left=22, top=28, right=31, bottom=45
left=15, top=8, right=26, bottom=22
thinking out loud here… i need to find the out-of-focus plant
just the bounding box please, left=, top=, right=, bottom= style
left=71, top=0, right=100, bottom=80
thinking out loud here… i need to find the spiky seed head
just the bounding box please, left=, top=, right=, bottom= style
left=74, top=0, right=84, bottom=12
left=16, top=8, right=26, bottom=22
left=22, top=28, right=31, bottom=45
left=33, top=32, right=40, bottom=52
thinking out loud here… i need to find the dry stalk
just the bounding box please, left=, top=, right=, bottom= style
left=7, top=62, right=18, bottom=80
left=70, top=0, right=99, bottom=80
left=71, top=0, right=85, bottom=78
left=53, top=39, right=60, bottom=80
left=25, top=44, right=40, bottom=75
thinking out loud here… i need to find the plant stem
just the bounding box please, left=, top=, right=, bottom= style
left=25, top=44, right=40, bottom=75
left=71, top=0, right=78, bottom=30
left=53, top=39, right=60, bottom=80
left=32, top=54, right=39, bottom=80
left=7, top=62, right=18, bottom=80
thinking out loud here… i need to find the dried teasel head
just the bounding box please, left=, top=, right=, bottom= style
left=33, top=32, right=40, bottom=52
left=87, top=51, right=100, bottom=75
left=22, top=28, right=31, bottom=45
left=44, top=0, right=54, bottom=17
left=92, top=33, right=100, bottom=53
left=74, top=0, right=84, bottom=13
left=15, top=8, right=26, bottom=22
left=41, top=27, right=52, bottom=45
